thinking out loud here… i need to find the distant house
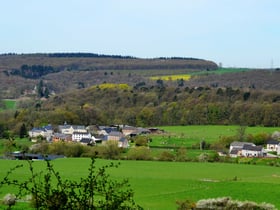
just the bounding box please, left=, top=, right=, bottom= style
left=266, top=139, right=279, bottom=152
left=103, top=131, right=129, bottom=148
left=28, top=124, right=53, bottom=141
left=52, top=133, right=72, bottom=142
left=122, top=126, right=138, bottom=136
left=241, top=145, right=266, bottom=157
left=72, top=132, right=92, bottom=142
left=229, top=148, right=242, bottom=158
left=229, top=142, right=255, bottom=153
left=58, top=123, right=87, bottom=135
left=229, top=141, right=266, bottom=158
left=122, top=126, right=151, bottom=137
left=107, top=131, right=124, bottom=141
left=80, top=138, right=95, bottom=146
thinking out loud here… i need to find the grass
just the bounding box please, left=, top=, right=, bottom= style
left=0, top=138, right=32, bottom=156
left=146, top=68, right=255, bottom=81
left=149, top=125, right=280, bottom=148
left=189, top=68, right=254, bottom=76
left=0, top=100, right=16, bottom=111
left=1, top=158, right=280, bottom=209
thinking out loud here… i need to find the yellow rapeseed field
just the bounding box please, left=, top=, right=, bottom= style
left=150, top=74, right=191, bottom=81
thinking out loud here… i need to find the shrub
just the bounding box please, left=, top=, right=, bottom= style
left=158, top=150, right=175, bottom=161
left=127, top=146, right=152, bottom=160
left=195, top=197, right=276, bottom=210
left=133, top=135, right=151, bottom=147
left=2, top=193, right=16, bottom=209
left=0, top=158, right=142, bottom=210
left=176, top=198, right=196, bottom=210
left=175, top=147, right=187, bottom=162
left=100, top=140, right=121, bottom=159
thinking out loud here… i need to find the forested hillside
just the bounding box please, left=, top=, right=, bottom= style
left=0, top=53, right=217, bottom=98
left=1, top=82, right=279, bottom=138
left=1, top=53, right=280, bottom=137
left=0, top=53, right=217, bottom=72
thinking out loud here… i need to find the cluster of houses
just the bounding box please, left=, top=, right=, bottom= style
left=229, top=139, right=280, bottom=158
left=28, top=123, right=280, bottom=158
left=28, top=123, right=153, bottom=148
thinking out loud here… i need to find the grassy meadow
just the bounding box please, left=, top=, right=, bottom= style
left=149, top=125, right=280, bottom=148
left=1, top=125, right=280, bottom=209
left=1, top=158, right=280, bottom=209
left=0, top=99, right=16, bottom=111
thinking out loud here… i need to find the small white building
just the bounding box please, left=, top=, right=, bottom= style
left=229, top=141, right=266, bottom=158
left=266, top=139, right=279, bottom=152
left=72, top=132, right=92, bottom=142
left=28, top=125, right=53, bottom=141
left=241, top=145, right=265, bottom=157
left=58, top=124, right=87, bottom=135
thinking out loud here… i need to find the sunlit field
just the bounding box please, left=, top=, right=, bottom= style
left=1, top=158, right=280, bottom=209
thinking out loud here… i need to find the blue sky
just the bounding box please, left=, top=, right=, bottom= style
left=1, top=0, right=279, bottom=68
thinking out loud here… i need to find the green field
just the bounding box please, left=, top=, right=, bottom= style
left=0, top=99, right=16, bottom=111
left=189, top=67, right=253, bottom=76
left=149, top=125, right=280, bottom=148
left=1, top=158, right=280, bottom=209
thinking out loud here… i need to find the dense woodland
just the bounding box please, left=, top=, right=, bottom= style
left=1, top=82, right=280, bottom=138
left=0, top=53, right=280, bottom=137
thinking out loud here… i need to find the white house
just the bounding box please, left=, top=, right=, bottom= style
left=229, top=142, right=255, bottom=153
left=241, top=145, right=265, bottom=157
left=266, top=139, right=279, bottom=152
left=229, top=141, right=266, bottom=158
left=72, top=132, right=92, bottom=142
left=58, top=124, right=87, bottom=135
left=28, top=125, right=53, bottom=141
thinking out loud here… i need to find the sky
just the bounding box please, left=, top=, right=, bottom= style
left=0, top=0, right=279, bottom=68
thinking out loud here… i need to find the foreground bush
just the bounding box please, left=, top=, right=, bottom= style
left=0, top=158, right=142, bottom=210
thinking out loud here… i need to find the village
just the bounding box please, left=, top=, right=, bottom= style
left=28, top=123, right=154, bottom=148
left=27, top=123, right=280, bottom=159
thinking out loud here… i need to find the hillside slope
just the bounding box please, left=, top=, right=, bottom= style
left=0, top=53, right=218, bottom=72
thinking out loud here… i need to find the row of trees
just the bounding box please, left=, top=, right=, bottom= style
left=10, top=64, right=58, bottom=79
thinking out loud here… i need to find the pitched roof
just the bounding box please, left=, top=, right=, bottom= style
left=230, top=141, right=255, bottom=147
left=242, top=144, right=263, bottom=151
left=80, top=138, right=93, bottom=144
left=267, top=139, right=279, bottom=145
left=109, top=131, right=123, bottom=137
left=230, top=148, right=240, bottom=155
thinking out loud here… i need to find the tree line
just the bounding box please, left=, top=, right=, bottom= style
left=10, top=64, right=58, bottom=79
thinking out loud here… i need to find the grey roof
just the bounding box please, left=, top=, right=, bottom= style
left=230, top=149, right=240, bottom=155
left=230, top=141, right=255, bottom=147
left=73, top=131, right=89, bottom=135
left=267, top=139, right=279, bottom=145
left=80, top=138, right=93, bottom=144
left=242, top=144, right=263, bottom=151
left=109, top=131, right=123, bottom=137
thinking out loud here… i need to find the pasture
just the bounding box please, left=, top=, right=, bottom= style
left=0, top=99, right=16, bottom=111
left=149, top=125, right=280, bottom=148
left=1, top=158, right=280, bottom=209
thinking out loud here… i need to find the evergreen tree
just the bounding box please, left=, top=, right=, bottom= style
left=19, top=123, right=27, bottom=138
